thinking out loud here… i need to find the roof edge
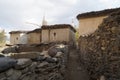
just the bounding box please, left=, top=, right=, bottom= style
left=77, top=7, right=120, bottom=20
left=41, top=24, right=76, bottom=32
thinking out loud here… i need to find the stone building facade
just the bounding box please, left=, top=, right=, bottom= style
left=10, top=24, right=76, bottom=45
left=41, top=24, right=76, bottom=44
left=77, top=8, right=120, bottom=36
left=9, top=31, right=28, bottom=44
left=27, top=28, right=41, bottom=44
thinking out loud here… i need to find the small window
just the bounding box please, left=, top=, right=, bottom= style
left=54, top=32, right=56, bottom=37
left=16, top=37, right=18, bottom=40
left=53, top=32, right=57, bottom=41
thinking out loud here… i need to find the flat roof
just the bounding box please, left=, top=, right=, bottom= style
left=77, top=7, right=120, bottom=19
left=27, top=28, right=41, bottom=34
left=41, top=24, right=76, bottom=32
left=9, top=31, right=29, bottom=34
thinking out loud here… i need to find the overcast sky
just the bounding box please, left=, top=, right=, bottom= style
left=0, top=0, right=120, bottom=35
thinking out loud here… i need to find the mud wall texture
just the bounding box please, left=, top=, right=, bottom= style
left=78, top=10, right=120, bottom=80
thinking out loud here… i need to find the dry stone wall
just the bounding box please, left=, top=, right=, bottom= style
left=0, top=44, right=69, bottom=80
left=79, top=10, right=120, bottom=80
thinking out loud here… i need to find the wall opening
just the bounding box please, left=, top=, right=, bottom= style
left=53, top=32, right=57, bottom=41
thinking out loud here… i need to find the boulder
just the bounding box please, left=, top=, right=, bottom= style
left=0, top=57, right=17, bottom=72
left=48, top=46, right=61, bottom=57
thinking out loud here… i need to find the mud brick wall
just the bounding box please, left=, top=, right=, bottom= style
left=78, top=10, right=120, bottom=80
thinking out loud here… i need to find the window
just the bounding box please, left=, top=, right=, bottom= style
left=16, top=37, right=18, bottom=40
left=54, top=32, right=56, bottom=37
left=53, top=32, right=56, bottom=41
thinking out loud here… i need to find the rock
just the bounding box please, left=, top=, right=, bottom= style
left=0, top=72, right=6, bottom=80
left=2, top=46, right=19, bottom=54
left=0, top=53, right=4, bottom=57
left=10, top=52, right=39, bottom=59
left=55, top=52, right=63, bottom=57
left=15, top=59, right=32, bottom=70
left=0, top=57, right=17, bottom=72
left=7, top=69, right=22, bottom=80
left=40, top=51, right=48, bottom=56
left=46, top=57, right=58, bottom=63
left=41, top=51, right=51, bottom=58
left=21, top=73, right=37, bottom=80
left=100, top=75, right=105, bottom=80
left=28, top=62, right=37, bottom=72
left=48, top=73, right=64, bottom=80
left=32, top=55, right=46, bottom=61
left=48, top=46, right=61, bottom=57
left=6, top=68, right=14, bottom=77
left=0, top=45, right=67, bottom=80
left=21, top=68, right=29, bottom=74
left=37, top=62, right=49, bottom=68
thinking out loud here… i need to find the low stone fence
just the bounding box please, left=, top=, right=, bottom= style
left=0, top=44, right=69, bottom=80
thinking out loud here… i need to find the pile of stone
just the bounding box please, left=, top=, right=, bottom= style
left=1, top=42, right=68, bottom=54
left=79, top=10, right=120, bottom=80
left=0, top=44, right=69, bottom=80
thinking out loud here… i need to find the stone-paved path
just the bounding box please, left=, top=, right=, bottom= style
left=66, top=49, right=89, bottom=80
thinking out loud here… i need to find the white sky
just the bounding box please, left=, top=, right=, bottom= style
left=0, top=0, right=120, bottom=35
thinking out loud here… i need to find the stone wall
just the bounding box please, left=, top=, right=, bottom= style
left=0, top=44, right=69, bottom=80
left=78, top=10, right=120, bottom=80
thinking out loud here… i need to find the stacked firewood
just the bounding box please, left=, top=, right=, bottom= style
left=79, top=10, right=120, bottom=80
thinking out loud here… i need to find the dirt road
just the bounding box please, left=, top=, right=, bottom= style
left=66, top=48, right=89, bottom=80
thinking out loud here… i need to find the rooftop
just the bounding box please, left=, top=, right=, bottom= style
left=27, top=28, right=41, bottom=34
left=77, top=7, right=120, bottom=19
left=41, top=24, right=76, bottom=32
left=9, top=31, right=29, bottom=34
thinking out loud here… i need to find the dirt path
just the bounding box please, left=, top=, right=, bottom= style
left=66, top=49, right=89, bottom=80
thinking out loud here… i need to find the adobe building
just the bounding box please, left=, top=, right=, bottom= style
left=77, top=8, right=120, bottom=36
left=9, top=24, right=76, bottom=45
left=9, top=31, right=28, bottom=44
left=41, top=24, right=76, bottom=44
left=27, top=28, right=41, bottom=44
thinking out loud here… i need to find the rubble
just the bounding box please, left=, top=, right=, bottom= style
left=0, top=44, right=69, bottom=80
left=79, top=10, right=120, bottom=80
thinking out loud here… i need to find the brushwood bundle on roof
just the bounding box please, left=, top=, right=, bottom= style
left=41, top=24, right=76, bottom=32
left=77, top=7, right=120, bottom=19
left=9, top=31, right=29, bottom=34
left=27, top=28, right=41, bottom=34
